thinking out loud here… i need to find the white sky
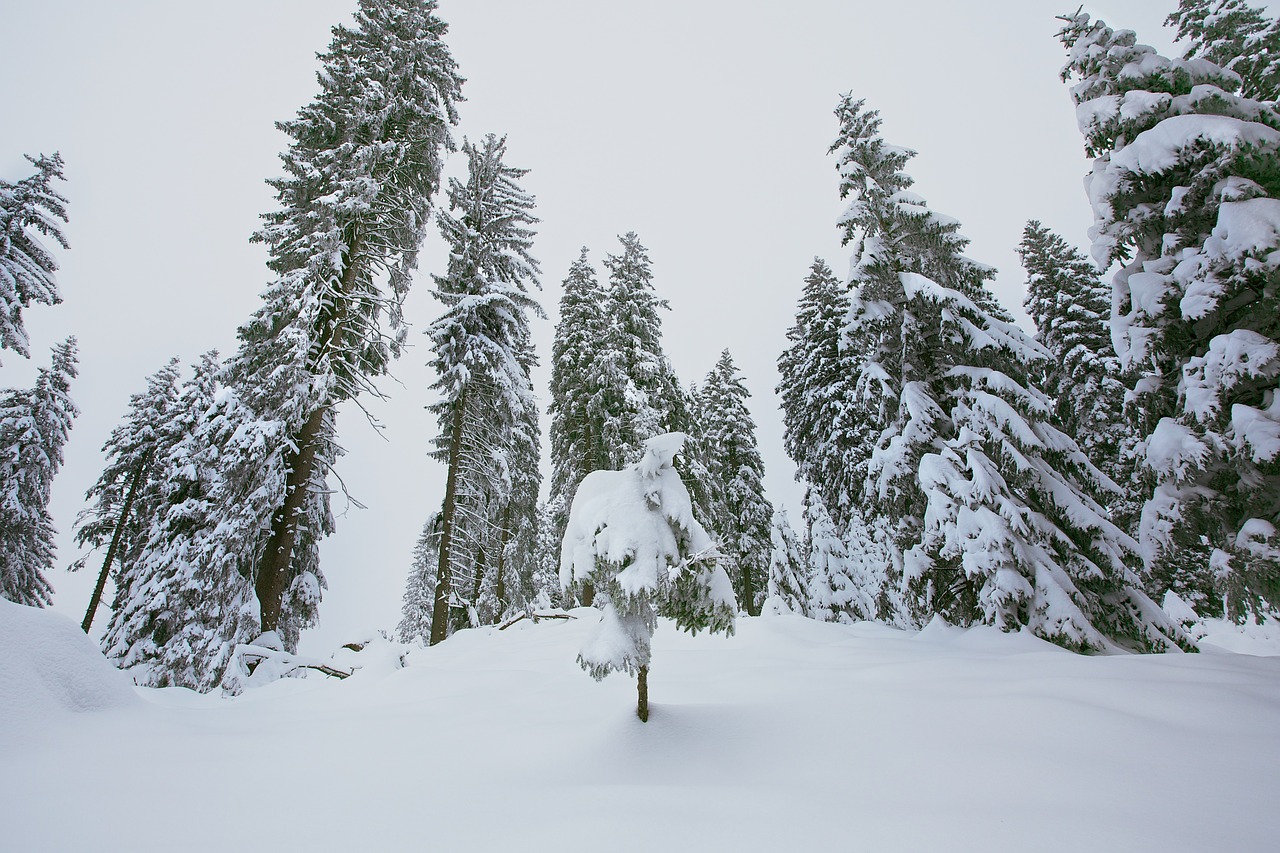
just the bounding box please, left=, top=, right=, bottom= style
left=2, top=0, right=1215, bottom=651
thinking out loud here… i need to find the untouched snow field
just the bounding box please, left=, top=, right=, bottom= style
left=3, top=600, right=1279, bottom=853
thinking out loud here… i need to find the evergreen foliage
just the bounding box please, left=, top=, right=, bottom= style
left=398, top=512, right=442, bottom=643
left=765, top=507, right=809, bottom=616
left=0, top=338, right=78, bottom=606
left=0, top=153, right=68, bottom=363
left=427, top=133, right=542, bottom=642
left=697, top=350, right=773, bottom=615
left=831, top=95, right=1183, bottom=650
left=1167, top=0, right=1280, bottom=103
left=1060, top=11, right=1280, bottom=620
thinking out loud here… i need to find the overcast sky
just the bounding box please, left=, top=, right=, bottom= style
left=4, top=0, right=1218, bottom=651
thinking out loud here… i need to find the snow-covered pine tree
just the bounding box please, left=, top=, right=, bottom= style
left=802, top=488, right=873, bottom=624
left=1060, top=12, right=1280, bottom=620
left=697, top=350, right=773, bottom=615
left=427, top=133, right=541, bottom=644
left=764, top=507, right=809, bottom=616
left=1018, top=221, right=1139, bottom=527
left=398, top=511, right=442, bottom=643
left=833, top=95, right=1183, bottom=650
left=1167, top=0, right=1280, bottom=103
left=561, top=433, right=736, bottom=721
left=0, top=153, right=68, bottom=364
left=777, top=258, right=861, bottom=528
left=0, top=338, right=78, bottom=607
left=72, top=357, right=181, bottom=632
left=548, top=249, right=609, bottom=537
left=211, top=0, right=463, bottom=645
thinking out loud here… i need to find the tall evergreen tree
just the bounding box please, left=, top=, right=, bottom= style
left=0, top=338, right=78, bottom=606
left=777, top=258, right=861, bottom=528
left=1018, top=221, right=1139, bottom=527
left=427, top=133, right=541, bottom=644
left=1, top=153, right=67, bottom=364
left=1060, top=11, right=1280, bottom=620
left=697, top=350, right=773, bottom=615
left=72, top=357, right=182, bottom=631
left=832, top=95, right=1182, bottom=650
left=209, top=0, right=464, bottom=646
left=1168, top=0, right=1280, bottom=103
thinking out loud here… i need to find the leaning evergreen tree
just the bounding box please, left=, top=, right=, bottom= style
left=183, top=0, right=463, bottom=661
left=833, top=95, right=1182, bottom=650
left=427, top=133, right=541, bottom=644
left=698, top=350, right=773, bottom=615
left=0, top=338, right=78, bottom=607
left=1167, top=0, right=1280, bottom=103
left=1060, top=11, right=1280, bottom=620
left=777, top=258, right=861, bottom=528
left=71, top=357, right=182, bottom=632
left=1018, top=221, right=1139, bottom=532
left=561, top=433, right=736, bottom=721
left=1, top=153, right=68, bottom=364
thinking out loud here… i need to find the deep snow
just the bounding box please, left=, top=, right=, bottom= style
left=2, top=602, right=1278, bottom=852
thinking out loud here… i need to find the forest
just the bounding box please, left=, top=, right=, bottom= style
left=3, top=0, right=1280, bottom=693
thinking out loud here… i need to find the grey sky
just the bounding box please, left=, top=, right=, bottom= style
left=3, top=1, right=1205, bottom=650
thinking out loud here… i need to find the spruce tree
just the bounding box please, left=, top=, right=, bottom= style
left=1167, top=0, right=1280, bottom=103
left=214, top=0, right=463, bottom=644
left=1018, top=221, right=1140, bottom=529
left=0, top=338, right=78, bottom=606
left=764, top=507, right=809, bottom=616
left=398, top=512, right=442, bottom=643
left=697, top=350, right=773, bottom=615
left=802, top=488, right=873, bottom=624
left=1060, top=11, right=1280, bottom=620
left=1, top=153, right=68, bottom=364
left=72, top=357, right=182, bottom=632
left=832, top=95, right=1182, bottom=650
left=427, top=134, right=541, bottom=644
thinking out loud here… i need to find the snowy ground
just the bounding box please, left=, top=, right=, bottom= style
left=3, top=601, right=1279, bottom=853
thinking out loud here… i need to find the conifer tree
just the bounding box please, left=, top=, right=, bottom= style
left=72, top=357, right=181, bottom=632
left=765, top=507, right=809, bottom=616
left=210, top=0, right=463, bottom=645
left=697, top=350, right=773, bottom=615
left=427, top=134, right=541, bottom=644
left=1018, top=221, right=1139, bottom=527
left=802, top=488, right=873, bottom=624
left=1060, top=11, right=1280, bottom=620
left=777, top=259, right=861, bottom=527
left=0, top=338, right=78, bottom=606
left=1, top=153, right=68, bottom=364
left=832, top=95, right=1182, bottom=650
left=398, top=512, right=442, bottom=643
left=1168, top=0, right=1280, bottom=103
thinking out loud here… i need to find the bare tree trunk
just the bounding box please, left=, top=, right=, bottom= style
left=82, top=450, right=152, bottom=633
left=637, top=664, right=649, bottom=722
left=430, top=394, right=467, bottom=645
left=256, top=404, right=327, bottom=635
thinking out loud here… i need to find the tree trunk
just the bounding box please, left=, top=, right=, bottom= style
left=430, top=393, right=467, bottom=645
left=256, top=403, right=328, bottom=635
left=637, top=664, right=649, bottom=722
left=82, top=450, right=152, bottom=633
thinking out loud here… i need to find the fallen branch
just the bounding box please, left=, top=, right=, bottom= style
left=498, top=611, right=578, bottom=630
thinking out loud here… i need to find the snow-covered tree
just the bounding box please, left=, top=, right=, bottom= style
left=1060, top=12, right=1280, bottom=620
left=208, top=0, right=463, bottom=646
left=398, top=511, right=442, bottom=643
left=764, top=507, right=809, bottom=616
left=697, top=350, right=773, bottom=615
left=1167, top=0, right=1280, bottom=103
left=1, top=153, right=68, bottom=364
left=833, top=95, right=1183, bottom=651
left=561, top=433, right=736, bottom=721
left=802, top=489, right=873, bottom=624
left=777, top=258, right=861, bottom=528
left=0, top=338, right=78, bottom=607
left=427, top=133, right=541, bottom=643
left=1018, top=221, right=1139, bottom=523
left=72, top=357, right=181, bottom=632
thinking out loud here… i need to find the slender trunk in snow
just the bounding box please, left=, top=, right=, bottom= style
left=82, top=450, right=152, bottom=633
left=637, top=664, right=649, bottom=722
left=431, top=394, right=466, bottom=645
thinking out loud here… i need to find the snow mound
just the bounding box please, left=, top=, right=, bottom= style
left=0, top=598, right=138, bottom=728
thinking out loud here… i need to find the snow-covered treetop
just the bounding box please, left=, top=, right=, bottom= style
left=0, top=153, right=69, bottom=364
